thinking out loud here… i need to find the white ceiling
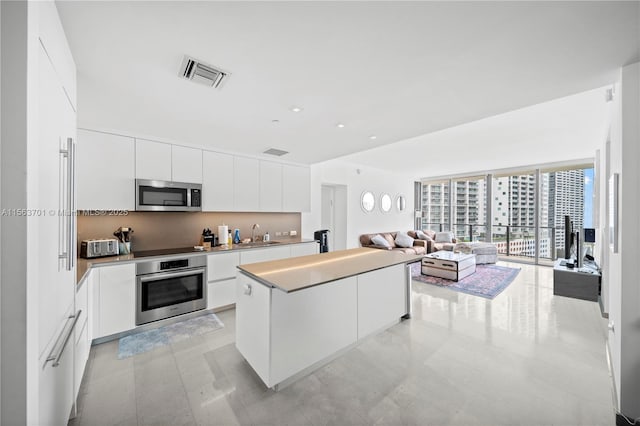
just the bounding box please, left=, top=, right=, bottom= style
left=338, top=86, right=613, bottom=179
left=56, top=1, right=639, bottom=165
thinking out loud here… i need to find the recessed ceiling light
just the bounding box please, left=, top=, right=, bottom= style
left=290, top=106, right=303, bottom=113
left=369, top=135, right=377, bottom=140
left=336, top=123, right=345, bottom=128
left=272, top=119, right=280, bottom=123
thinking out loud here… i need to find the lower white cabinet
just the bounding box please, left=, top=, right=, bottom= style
left=357, top=264, right=406, bottom=338
left=96, top=263, right=136, bottom=338
left=240, top=246, right=291, bottom=264
left=207, top=278, right=237, bottom=310
left=290, top=242, right=318, bottom=258
left=236, top=261, right=407, bottom=389
left=207, top=251, right=240, bottom=281
left=74, top=271, right=91, bottom=401
left=38, top=302, right=75, bottom=426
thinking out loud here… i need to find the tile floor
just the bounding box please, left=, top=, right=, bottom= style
left=69, top=262, right=614, bottom=425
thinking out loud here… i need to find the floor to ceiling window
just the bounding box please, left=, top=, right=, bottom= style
left=491, top=172, right=537, bottom=261
left=419, top=164, right=594, bottom=265
left=420, top=180, right=449, bottom=231
left=538, top=167, right=591, bottom=265
left=452, top=176, right=487, bottom=242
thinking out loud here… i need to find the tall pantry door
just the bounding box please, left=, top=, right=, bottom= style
left=36, top=41, right=77, bottom=425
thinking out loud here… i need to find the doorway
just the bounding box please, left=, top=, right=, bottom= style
left=321, top=184, right=347, bottom=251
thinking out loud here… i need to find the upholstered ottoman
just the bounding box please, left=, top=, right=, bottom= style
left=453, top=242, right=498, bottom=264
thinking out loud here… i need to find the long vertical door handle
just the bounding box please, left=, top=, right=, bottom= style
left=58, top=144, right=69, bottom=264
left=67, top=137, right=76, bottom=270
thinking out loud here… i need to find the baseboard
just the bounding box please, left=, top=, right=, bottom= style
left=599, top=296, right=609, bottom=319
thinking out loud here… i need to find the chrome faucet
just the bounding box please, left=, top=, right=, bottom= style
left=251, top=223, right=260, bottom=242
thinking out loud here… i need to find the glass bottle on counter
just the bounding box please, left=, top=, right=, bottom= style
left=228, top=231, right=232, bottom=246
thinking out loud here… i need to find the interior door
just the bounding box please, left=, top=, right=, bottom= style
left=321, top=185, right=335, bottom=251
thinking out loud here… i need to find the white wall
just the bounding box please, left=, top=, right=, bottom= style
left=302, top=159, right=415, bottom=249
left=599, top=62, right=640, bottom=421
left=0, top=2, right=29, bottom=423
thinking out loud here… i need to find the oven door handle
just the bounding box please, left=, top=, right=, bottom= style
left=138, top=268, right=206, bottom=283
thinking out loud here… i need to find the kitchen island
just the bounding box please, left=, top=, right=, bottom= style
left=236, top=248, right=421, bottom=389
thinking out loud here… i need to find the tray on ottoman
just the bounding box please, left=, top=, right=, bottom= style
left=422, top=251, right=476, bottom=281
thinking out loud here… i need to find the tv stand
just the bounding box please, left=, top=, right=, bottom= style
left=553, top=259, right=601, bottom=301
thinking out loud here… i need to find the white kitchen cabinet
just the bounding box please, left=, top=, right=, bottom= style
left=135, top=138, right=172, bottom=181
left=233, top=156, right=259, bottom=211
left=172, top=145, right=202, bottom=183
left=74, top=269, right=94, bottom=401
left=207, top=279, right=237, bottom=310
left=77, top=130, right=135, bottom=210
left=259, top=161, right=283, bottom=212
left=240, top=246, right=291, bottom=264
left=207, top=252, right=240, bottom=281
left=290, top=242, right=318, bottom=258
left=202, top=151, right=234, bottom=211
left=282, top=165, right=311, bottom=212
left=270, top=277, right=357, bottom=385
left=357, top=264, right=406, bottom=339
left=35, top=3, right=78, bottom=424
left=236, top=260, right=407, bottom=389
left=38, top=302, right=75, bottom=426
left=207, top=252, right=240, bottom=309
left=97, top=264, right=136, bottom=338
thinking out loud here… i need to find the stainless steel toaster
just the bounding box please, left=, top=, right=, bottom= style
left=80, top=239, right=120, bottom=258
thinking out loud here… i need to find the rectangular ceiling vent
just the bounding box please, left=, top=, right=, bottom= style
left=263, top=148, right=289, bottom=157
left=180, top=55, right=229, bottom=89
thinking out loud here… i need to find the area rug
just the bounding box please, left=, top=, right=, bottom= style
left=410, top=262, right=520, bottom=299
left=118, top=313, right=224, bottom=359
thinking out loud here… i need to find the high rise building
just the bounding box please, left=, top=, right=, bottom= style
left=420, top=181, right=449, bottom=229
left=548, top=169, right=585, bottom=255
left=420, top=169, right=586, bottom=259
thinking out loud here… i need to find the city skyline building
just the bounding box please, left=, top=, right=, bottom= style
left=420, top=168, right=590, bottom=260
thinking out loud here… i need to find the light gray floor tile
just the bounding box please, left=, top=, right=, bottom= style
left=71, top=264, right=615, bottom=426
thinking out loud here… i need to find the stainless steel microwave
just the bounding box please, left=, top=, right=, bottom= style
left=135, top=179, right=202, bottom=212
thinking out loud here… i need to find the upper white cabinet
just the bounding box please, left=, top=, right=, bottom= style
left=259, top=161, right=283, bottom=212
left=77, top=130, right=135, bottom=210
left=283, top=165, right=311, bottom=212
left=234, top=157, right=259, bottom=211
left=172, top=145, right=203, bottom=183
left=81, top=129, right=311, bottom=212
left=135, top=139, right=171, bottom=181
left=135, top=139, right=202, bottom=183
left=202, top=151, right=234, bottom=211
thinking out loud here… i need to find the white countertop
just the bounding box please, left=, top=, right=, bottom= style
left=238, top=247, right=422, bottom=293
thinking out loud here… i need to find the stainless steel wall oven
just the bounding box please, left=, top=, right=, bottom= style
left=135, top=256, right=207, bottom=325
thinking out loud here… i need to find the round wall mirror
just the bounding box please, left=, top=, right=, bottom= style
left=380, top=193, right=392, bottom=213
left=361, top=191, right=375, bottom=213
left=396, top=195, right=406, bottom=212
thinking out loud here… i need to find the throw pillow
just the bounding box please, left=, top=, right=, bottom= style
left=395, top=232, right=414, bottom=248
left=423, top=229, right=437, bottom=240
left=435, top=231, right=453, bottom=243
left=416, top=230, right=432, bottom=241
left=371, top=234, right=391, bottom=247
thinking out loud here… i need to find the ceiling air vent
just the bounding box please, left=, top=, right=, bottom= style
left=179, top=55, right=229, bottom=88
left=263, top=148, right=289, bottom=157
